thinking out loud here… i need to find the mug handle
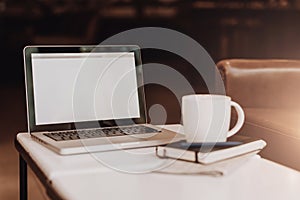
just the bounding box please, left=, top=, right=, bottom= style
left=227, top=101, right=245, bottom=138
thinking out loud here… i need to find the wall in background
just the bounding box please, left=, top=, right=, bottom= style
left=2, top=0, right=300, bottom=124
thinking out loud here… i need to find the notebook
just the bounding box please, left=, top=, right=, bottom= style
left=156, top=135, right=266, bottom=164
left=23, top=45, right=183, bottom=155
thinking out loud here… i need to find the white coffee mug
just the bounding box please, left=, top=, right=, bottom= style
left=182, top=94, right=245, bottom=143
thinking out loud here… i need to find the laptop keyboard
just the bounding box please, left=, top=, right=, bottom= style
left=44, top=125, right=160, bottom=141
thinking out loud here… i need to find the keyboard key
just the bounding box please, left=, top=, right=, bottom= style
left=44, top=125, right=160, bottom=141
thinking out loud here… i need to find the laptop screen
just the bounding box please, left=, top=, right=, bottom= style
left=24, top=46, right=146, bottom=132
left=31, top=52, right=140, bottom=125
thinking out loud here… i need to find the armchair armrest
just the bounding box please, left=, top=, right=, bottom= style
left=217, top=59, right=300, bottom=109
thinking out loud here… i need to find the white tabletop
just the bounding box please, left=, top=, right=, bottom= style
left=17, top=125, right=300, bottom=200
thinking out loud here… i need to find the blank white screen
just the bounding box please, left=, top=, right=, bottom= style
left=32, top=52, right=140, bottom=125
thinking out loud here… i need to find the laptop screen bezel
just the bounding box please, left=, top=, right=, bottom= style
left=24, top=45, right=147, bottom=132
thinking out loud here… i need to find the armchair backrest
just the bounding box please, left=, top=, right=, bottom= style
left=217, top=59, right=300, bottom=109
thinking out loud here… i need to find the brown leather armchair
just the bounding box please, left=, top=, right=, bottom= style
left=217, top=59, right=300, bottom=171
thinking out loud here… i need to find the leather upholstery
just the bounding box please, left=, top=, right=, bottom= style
left=242, top=108, right=300, bottom=170
left=217, top=59, right=300, bottom=171
left=218, top=59, right=300, bottom=109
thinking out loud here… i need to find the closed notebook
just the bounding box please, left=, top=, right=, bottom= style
left=156, top=135, right=267, bottom=165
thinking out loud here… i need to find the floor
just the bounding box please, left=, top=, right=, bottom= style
left=0, top=86, right=47, bottom=200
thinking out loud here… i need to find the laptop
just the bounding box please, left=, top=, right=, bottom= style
left=24, top=45, right=183, bottom=155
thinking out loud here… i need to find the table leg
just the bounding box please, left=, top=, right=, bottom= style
left=19, top=155, right=27, bottom=200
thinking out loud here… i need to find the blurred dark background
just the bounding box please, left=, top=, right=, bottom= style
left=3, top=0, right=300, bottom=125
left=2, top=0, right=300, bottom=198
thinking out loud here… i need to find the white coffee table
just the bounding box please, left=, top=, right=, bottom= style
left=15, top=125, right=300, bottom=200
